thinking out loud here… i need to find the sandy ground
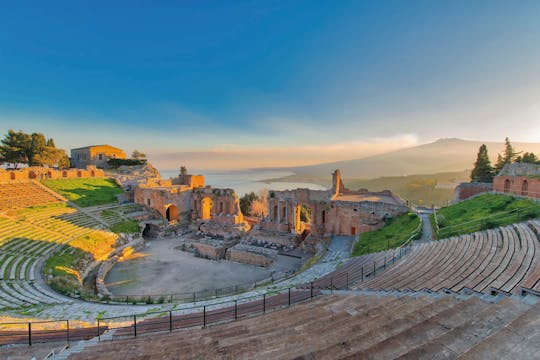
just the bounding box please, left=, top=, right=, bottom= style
left=105, top=237, right=304, bottom=296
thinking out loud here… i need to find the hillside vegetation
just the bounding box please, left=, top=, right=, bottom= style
left=432, top=194, right=540, bottom=238
left=42, top=178, right=123, bottom=207
left=353, top=212, right=421, bottom=256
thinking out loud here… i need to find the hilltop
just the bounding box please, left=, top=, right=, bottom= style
left=280, top=138, right=540, bottom=179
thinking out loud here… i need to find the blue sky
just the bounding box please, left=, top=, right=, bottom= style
left=0, top=1, right=539, bottom=169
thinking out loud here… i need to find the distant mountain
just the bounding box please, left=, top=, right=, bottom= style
left=286, top=138, right=540, bottom=179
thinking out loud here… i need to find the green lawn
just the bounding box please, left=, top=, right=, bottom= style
left=110, top=220, right=140, bottom=234
left=432, top=194, right=540, bottom=238
left=42, top=178, right=124, bottom=207
left=352, top=212, right=421, bottom=256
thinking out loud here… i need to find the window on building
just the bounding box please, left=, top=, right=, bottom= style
left=147, top=199, right=151, bottom=206
left=98, top=154, right=103, bottom=160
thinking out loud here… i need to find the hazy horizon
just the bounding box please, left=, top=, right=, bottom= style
left=1, top=1, right=539, bottom=170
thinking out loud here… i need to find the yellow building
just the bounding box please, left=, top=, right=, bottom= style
left=70, top=145, right=126, bottom=169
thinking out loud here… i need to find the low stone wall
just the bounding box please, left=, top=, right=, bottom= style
left=96, top=237, right=145, bottom=298
left=226, top=244, right=278, bottom=267
left=191, top=241, right=229, bottom=260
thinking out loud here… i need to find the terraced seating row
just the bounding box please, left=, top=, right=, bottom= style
left=0, top=205, right=110, bottom=309
left=352, top=220, right=540, bottom=295
left=69, top=292, right=540, bottom=359
left=0, top=181, right=62, bottom=211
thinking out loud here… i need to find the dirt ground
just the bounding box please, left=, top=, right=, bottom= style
left=105, top=237, right=305, bottom=296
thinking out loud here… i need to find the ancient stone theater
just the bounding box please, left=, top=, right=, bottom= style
left=261, top=170, right=409, bottom=237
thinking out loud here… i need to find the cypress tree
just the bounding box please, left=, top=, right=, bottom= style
left=471, top=144, right=494, bottom=183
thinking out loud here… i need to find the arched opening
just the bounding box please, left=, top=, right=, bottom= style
left=142, top=223, right=160, bottom=238
left=90, top=170, right=96, bottom=177
left=10, top=172, right=16, bottom=180
left=322, top=210, right=326, bottom=224
left=504, top=179, right=511, bottom=193
left=165, top=204, right=179, bottom=222
left=201, top=197, right=212, bottom=220
left=522, top=180, right=529, bottom=196
left=295, top=204, right=313, bottom=234
left=47, top=171, right=52, bottom=179
left=351, top=226, right=356, bottom=236
left=272, top=205, right=278, bottom=222
left=28, top=171, right=37, bottom=179
left=219, top=202, right=224, bottom=214
left=62, top=171, right=68, bottom=178
left=77, top=171, right=82, bottom=178
left=281, top=206, right=286, bottom=224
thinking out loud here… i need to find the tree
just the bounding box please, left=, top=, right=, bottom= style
left=516, top=152, right=539, bottom=164
left=131, top=150, right=146, bottom=160
left=240, top=192, right=258, bottom=216
left=494, top=153, right=505, bottom=174
left=46, top=138, right=56, bottom=148
left=179, top=166, right=188, bottom=176
left=503, top=137, right=518, bottom=163
left=0, top=130, right=28, bottom=167
left=250, top=189, right=268, bottom=217
left=29, top=133, right=47, bottom=165
left=470, top=144, right=494, bottom=183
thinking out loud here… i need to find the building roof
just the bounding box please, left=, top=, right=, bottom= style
left=71, top=145, right=124, bottom=152
left=498, top=163, right=540, bottom=177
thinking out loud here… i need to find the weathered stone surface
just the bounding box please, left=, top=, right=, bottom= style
left=226, top=243, right=278, bottom=267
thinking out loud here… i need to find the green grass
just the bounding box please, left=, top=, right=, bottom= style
left=433, top=194, right=540, bottom=238
left=353, top=212, right=421, bottom=256
left=42, top=178, right=124, bottom=207
left=110, top=220, right=140, bottom=234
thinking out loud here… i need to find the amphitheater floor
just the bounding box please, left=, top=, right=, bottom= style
left=105, top=237, right=305, bottom=296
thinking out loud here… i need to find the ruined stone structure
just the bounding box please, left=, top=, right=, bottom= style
left=261, top=170, right=409, bottom=237
left=493, top=163, right=540, bottom=199
left=134, top=172, right=248, bottom=236
left=71, top=144, right=126, bottom=169
left=0, top=166, right=104, bottom=181
left=226, top=243, right=278, bottom=267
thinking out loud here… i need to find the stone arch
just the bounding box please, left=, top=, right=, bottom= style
left=10, top=172, right=16, bottom=180
left=522, top=180, right=529, bottom=196
left=219, top=201, right=224, bottom=214
left=201, top=197, right=212, bottom=220
left=77, top=171, right=82, bottom=178
left=47, top=171, right=52, bottom=179
left=504, top=179, right=511, bottom=193
left=272, top=205, right=278, bottom=222
left=295, top=203, right=313, bottom=234
left=165, top=204, right=179, bottom=222
left=28, top=171, right=37, bottom=179
left=62, top=171, right=68, bottom=178
left=281, top=206, right=286, bottom=223
left=90, top=170, right=96, bottom=177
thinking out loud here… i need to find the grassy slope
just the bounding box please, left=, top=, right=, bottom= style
left=353, top=212, right=421, bottom=256
left=433, top=194, right=540, bottom=238
left=42, top=178, right=123, bottom=207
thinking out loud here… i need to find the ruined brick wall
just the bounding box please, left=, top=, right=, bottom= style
left=493, top=176, right=540, bottom=199
left=134, top=186, right=193, bottom=221
left=0, top=166, right=104, bottom=181
left=192, top=188, right=244, bottom=223
left=453, top=182, right=492, bottom=202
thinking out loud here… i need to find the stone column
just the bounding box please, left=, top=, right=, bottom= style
left=291, top=202, right=297, bottom=234
left=285, top=201, right=289, bottom=225
left=277, top=200, right=281, bottom=224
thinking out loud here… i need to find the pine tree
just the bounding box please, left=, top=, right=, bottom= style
left=503, top=137, right=517, bottom=163
left=471, top=144, right=494, bottom=183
